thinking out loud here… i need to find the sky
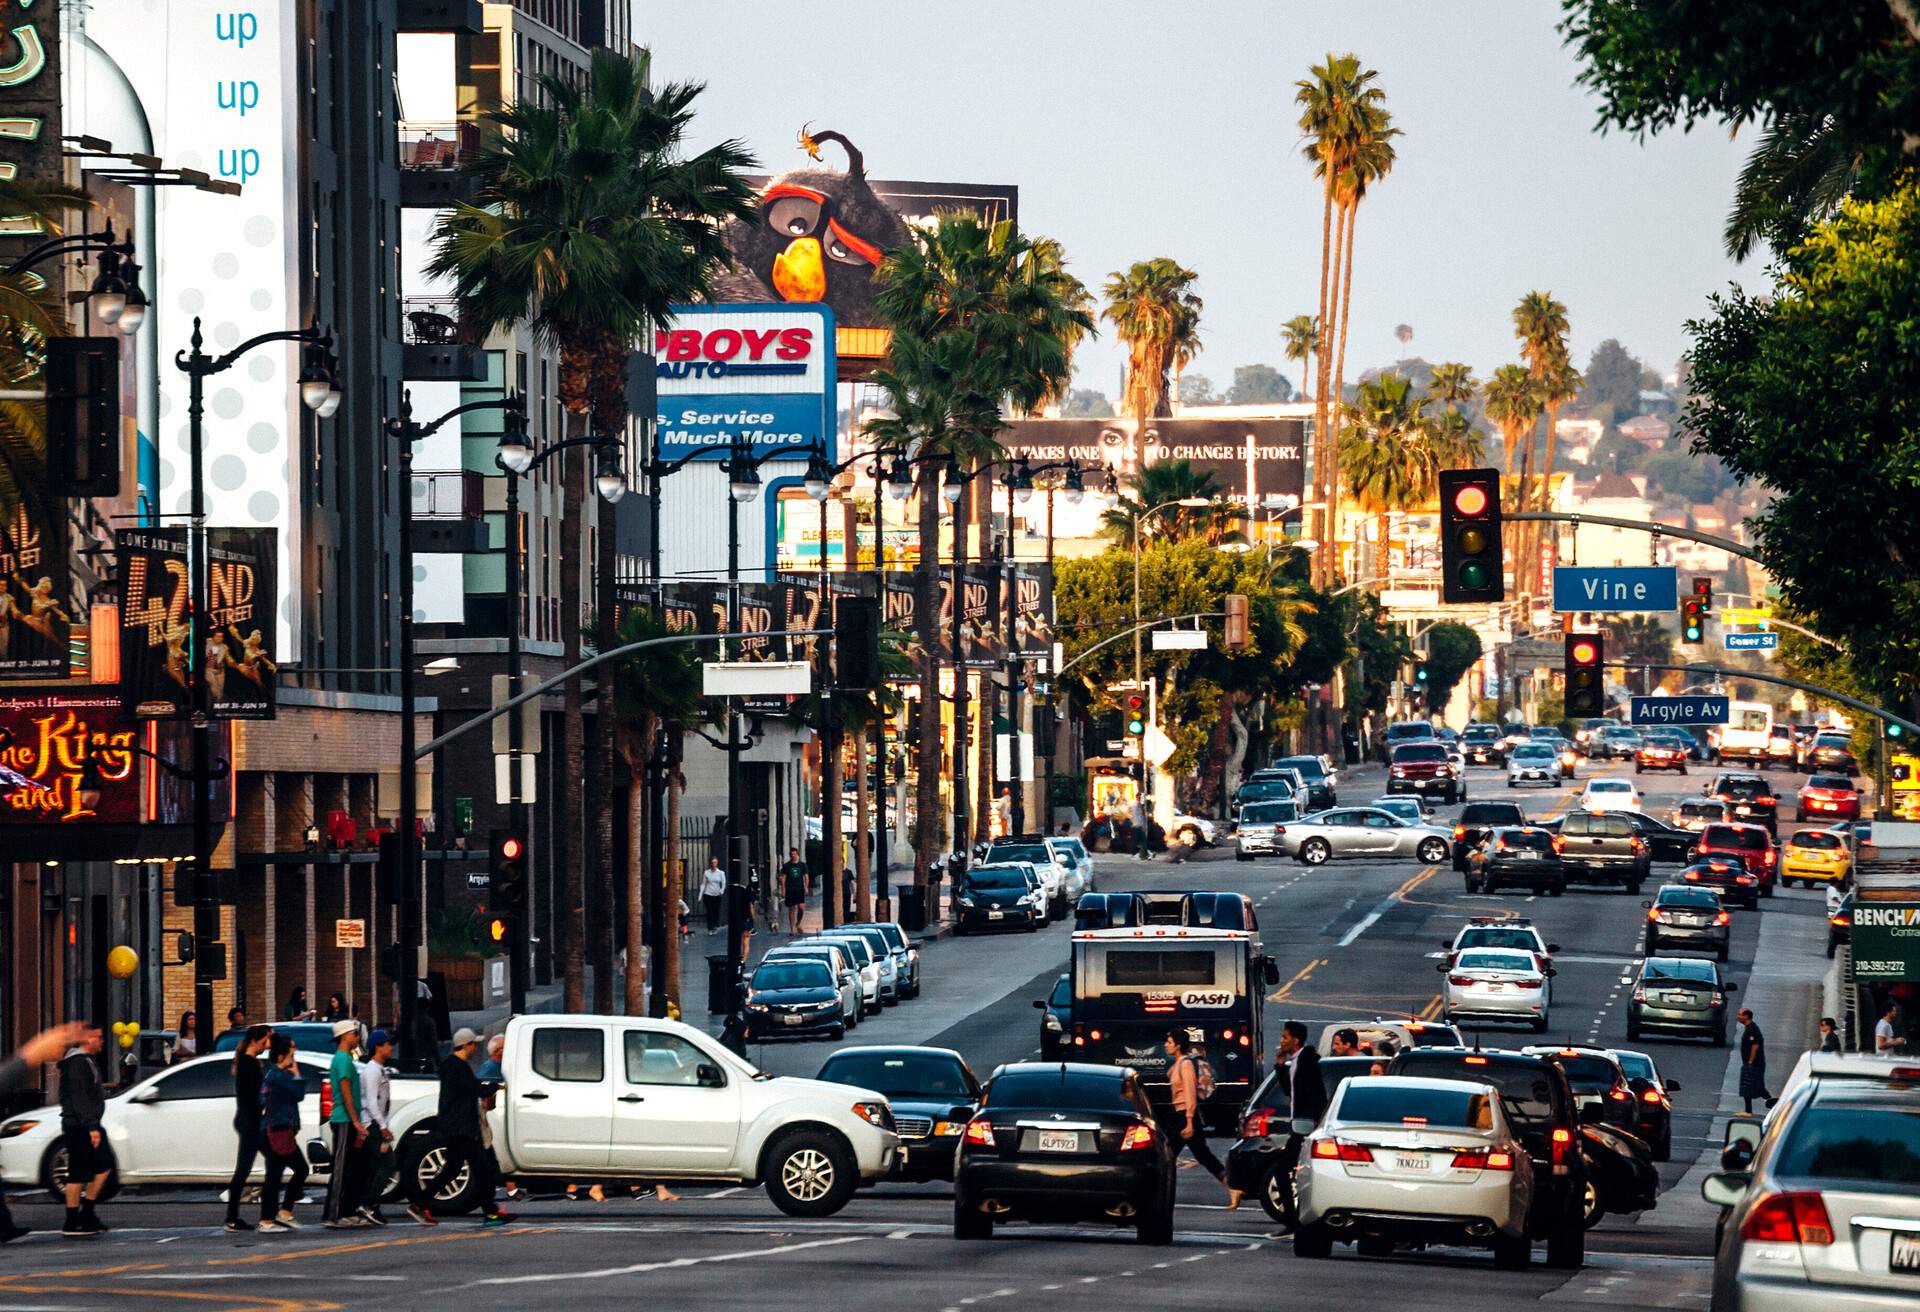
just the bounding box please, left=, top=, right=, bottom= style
left=633, top=0, right=1756, bottom=396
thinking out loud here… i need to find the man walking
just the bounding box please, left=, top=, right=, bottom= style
left=0, top=1022, right=89, bottom=1242
left=1876, top=1002, right=1907, bottom=1054
left=780, top=847, right=809, bottom=936
left=699, top=857, right=726, bottom=934
left=1161, top=1031, right=1240, bottom=1208
left=409, top=1028, right=511, bottom=1227
left=322, top=1020, right=368, bottom=1228
left=1271, top=1020, right=1328, bottom=1231
left=1738, top=1008, right=1772, bottom=1115
left=357, top=1030, right=396, bottom=1225
left=58, top=1027, right=111, bottom=1237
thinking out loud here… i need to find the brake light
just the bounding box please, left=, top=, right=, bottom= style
left=1685, top=870, right=1701, bottom=881
left=1608, top=1089, right=1630, bottom=1102
left=1715, top=911, right=1731, bottom=925
left=1551, top=1127, right=1572, bottom=1165
left=319, top=1081, right=332, bottom=1122
left=1449, top=974, right=1476, bottom=987
left=1089, top=1028, right=1103, bottom=1041
left=1515, top=979, right=1543, bottom=989
left=1739, top=1191, right=1834, bottom=1245
left=963, top=1118, right=996, bottom=1147
left=1451, top=1149, right=1515, bottom=1170
left=1831, top=914, right=1850, bottom=927
left=1120, top=1122, right=1157, bottom=1152
left=1221, top=1028, right=1235, bottom=1041
left=1642, top=1089, right=1663, bottom=1104
left=1552, top=836, right=1566, bottom=854
left=1463, top=1055, right=1488, bottom=1065
left=1631, top=838, right=1646, bottom=852
left=1647, top=908, right=1661, bottom=923
left=1312, top=1138, right=1374, bottom=1163
left=1453, top=825, right=1466, bottom=839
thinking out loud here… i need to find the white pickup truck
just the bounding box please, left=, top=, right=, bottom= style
left=386, top=1014, right=899, bottom=1216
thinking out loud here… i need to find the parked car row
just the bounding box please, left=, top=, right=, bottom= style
left=751, top=921, right=922, bottom=1040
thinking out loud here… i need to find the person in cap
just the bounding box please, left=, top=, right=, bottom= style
left=356, top=1029, right=396, bottom=1225
left=322, top=1019, right=368, bottom=1227
left=409, top=1028, right=511, bottom=1227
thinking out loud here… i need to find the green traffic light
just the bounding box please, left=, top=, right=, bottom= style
left=1458, top=561, right=1490, bottom=590
left=1891, top=723, right=1905, bottom=739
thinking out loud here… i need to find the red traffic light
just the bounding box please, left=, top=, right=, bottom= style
left=487, top=918, right=508, bottom=943
left=1451, top=483, right=1489, bottom=517
left=1126, top=694, right=1145, bottom=712
left=499, top=836, right=524, bottom=861
left=1569, top=640, right=1599, bottom=666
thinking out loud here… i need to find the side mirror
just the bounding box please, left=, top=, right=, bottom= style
left=1702, top=1171, right=1751, bottom=1207
left=1436, top=962, right=1449, bottom=973
left=1723, top=981, right=1739, bottom=993
left=1263, top=958, right=1282, bottom=986
left=1032, top=999, right=1046, bottom=1010
left=695, top=1063, right=726, bottom=1089
left=1546, top=968, right=1558, bottom=978
left=1641, top=900, right=1654, bottom=908
left=1664, top=1078, right=1681, bottom=1092
left=1547, top=943, right=1561, bottom=953
left=1723, top=1118, right=1762, bottom=1153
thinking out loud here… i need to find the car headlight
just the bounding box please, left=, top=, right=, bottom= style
left=1044, top=1015, right=1063, bottom=1032
left=747, top=1002, right=768, bottom=1012
left=957, top=897, right=974, bottom=908
left=933, top=1119, right=966, bottom=1136
left=809, top=1000, right=837, bottom=1011
left=1015, top=894, right=1032, bottom=906
left=852, top=1101, right=894, bottom=1130
left=0, top=1118, right=38, bottom=1139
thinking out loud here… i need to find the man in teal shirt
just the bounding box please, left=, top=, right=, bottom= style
left=322, top=1020, right=368, bottom=1227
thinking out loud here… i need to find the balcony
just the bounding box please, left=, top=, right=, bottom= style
left=410, top=469, right=487, bottom=553
left=399, top=121, right=483, bottom=207
left=402, top=295, right=486, bottom=382
left=396, top=0, right=484, bottom=34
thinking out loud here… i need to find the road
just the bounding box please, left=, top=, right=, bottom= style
left=0, top=753, right=1836, bottom=1311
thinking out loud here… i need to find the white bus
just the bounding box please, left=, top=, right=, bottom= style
left=1715, top=701, right=1774, bottom=766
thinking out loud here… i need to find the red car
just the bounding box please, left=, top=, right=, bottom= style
left=1691, top=821, right=1778, bottom=898
left=1795, top=773, right=1861, bottom=822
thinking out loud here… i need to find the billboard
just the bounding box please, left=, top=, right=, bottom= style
left=0, top=690, right=139, bottom=825
left=653, top=305, right=835, bottom=460
left=997, top=417, right=1307, bottom=510
left=205, top=527, right=278, bottom=719
left=117, top=528, right=189, bottom=718
left=0, top=497, right=71, bottom=679
left=118, top=528, right=277, bottom=719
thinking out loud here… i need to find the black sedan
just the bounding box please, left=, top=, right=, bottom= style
left=1610, top=1048, right=1679, bottom=1161
left=1465, top=825, right=1564, bottom=895
left=742, top=960, right=846, bottom=1040
left=952, top=863, right=1044, bottom=934
left=1679, top=855, right=1761, bottom=910
left=1034, top=974, right=1071, bottom=1060
left=1828, top=891, right=1853, bottom=959
left=1227, top=1056, right=1378, bottom=1221
left=817, top=1046, right=981, bottom=1182
left=954, top=1063, right=1178, bottom=1244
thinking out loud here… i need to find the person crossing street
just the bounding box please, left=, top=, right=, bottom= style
left=0, top=1022, right=91, bottom=1243
left=409, top=1028, right=512, bottom=1227
left=257, top=1035, right=308, bottom=1233
left=322, top=1020, right=368, bottom=1227
left=58, top=1027, right=112, bottom=1237
left=357, top=1029, right=397, bottom=1225
left=223, top=1024, right=273, bottom=1232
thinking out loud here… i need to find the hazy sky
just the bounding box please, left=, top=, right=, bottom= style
left=634, top=0, right=1754, bottom=395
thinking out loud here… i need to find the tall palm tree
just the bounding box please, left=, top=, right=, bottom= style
left=1101, top=257, right=1202, bottom=458
left=1427, top=406, right=1487, bottom=471
left=872, top=215, right=1093, bottom=890
left=1324, top=127, right=1398, bottom=582
left=1425, top=362, right=1478, bottom=411
left=1023, top=237, right=1095, bottom=415
left=1280, top=314, right=1320, bottom=400
left=1513, top=291, right=1573, bottom=575
left=431, top=47, right=758, bottom=1012
left=1482, top=365, right=1543, bottom=562
left=1337, top=374, right=1434, bottom=558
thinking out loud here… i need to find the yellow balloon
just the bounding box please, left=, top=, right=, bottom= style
left=106, top=945, right=139, bottom=980
left=127, top=1023, right=140, bottom=1036
left=117, top=1033, right=134, bottom=1048
left=110, top=1022, right=126, bottom=1036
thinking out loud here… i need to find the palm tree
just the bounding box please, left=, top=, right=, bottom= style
left=431, top=47, right=758, bottom=1012
left=1425, top=362, right=1478, bottom=411
left=1513, top=291, right=1573, bottom=576
left=611, top=606, right=701, bottom=1014
left=872, top=214, right=1093, bottom=889
left=1024, top=237, right=1095, bottom=415
left=1605, top=614, right=1675, bottom=696
left=1101, top=257, right=1202, bottom=458
left=1724, top=109, right=1861, bottom=261
left=1337, top=374, right=1433, bottom=559
left=1101, top=460, right=1238, bottom=546
left=1427, top=406, right=1487, bottom=471
left=1324, top=127, right=1398, bottom=581
left=1482, top=365, right=1543, bottom=562
left=1280, top=314, right=1320, bottom=400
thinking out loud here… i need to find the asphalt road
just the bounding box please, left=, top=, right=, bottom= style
left=0, top=754, right=1837, bottom=1311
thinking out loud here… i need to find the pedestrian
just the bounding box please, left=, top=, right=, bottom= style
left=677, top=896, right=693, bottom=941
left=258, top=1034, right=308, bottom=1232
left=1737, top=1008, right=1773, bottom=1115
left=283, top=986, right=311, bottom=1021
left=1329, top=1027, right=1362, bottom=1057
left=1271, top=1019, right=1328, bottom=1230
left=409, top=1028, right=511, bottom=1228
left=1876, top=1002, right=1907, bottom=1054
left=357, top=1029, right=396, bottom=1225
left=700, top=857, right=726, bottom=934
left=222, top=1006, right=248, bottom=1041
left=174, top=1010, right=198, bottom=1062
left=322, top=1019, right=369, bottom=1228
left=1161, top=1030, right=1240, bottom=1208
left=1129, top=799, right=1149, bottom=860
left=324, top=993, right=350, bottom=1023
left=780, top=846, right=808, bottom=936
left=1819, top=1017, right=1843, bottom=1054
left=223, top=1024, right=273, bottom=1232
left=477, top=1034, right=505, bottom=1082
left=0, top=1022, right=91, bottom=1243
left=58, top=1027, right=111, bottom=1237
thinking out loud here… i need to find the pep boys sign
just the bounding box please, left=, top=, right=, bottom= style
left=654, top=305, right=835, bottom=459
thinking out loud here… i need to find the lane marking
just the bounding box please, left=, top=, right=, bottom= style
left=464, top=1234, right=867, bottom=1287
left=1338, top=867, right=1436, bottom=947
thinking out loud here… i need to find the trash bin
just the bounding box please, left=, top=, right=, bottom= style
left=896, top=884, right=925, bottom=933
left=706, top=954, right=734, bottom=1014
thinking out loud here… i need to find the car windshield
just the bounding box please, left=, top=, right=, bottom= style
left=1462, top=804, right=1525, bottom=824
left=1460, top=927, right=1541, bottom=952
left=1718, top=778, right=1770, bottom=799
left=1513, top=745, right=1555, bottom=760
left=816, top=1052, right=973, bottom=1100
left=1464, top=727, right=1500, bottom=741
left=1815, top=734, right=1852, bottom=749
left=985, top=1069, right=1134, bottom=1110
left=1704, top=825, right=1768, bottom=851
left=1588, top=780, right=1633, bottom=794
left=1396, top=745, right=1449, bottom=764
left=1337, top=1084, right=1493, bottom=1129
left=1240, top=802, right=1294, bottom=823
left=752, top=963, right=831, bottom=991
left=1531, top=728, right=1565, bottom=740
left=1807, top=776, right=1853, bottom=791
left=986, top=844, right=1050, bottom=865
left=1458, top=950, right=1535, bottom=973
left=1775, top=1105, right=1920, bottom=1185
left=1547, top=1054, right=1618, bottom=1090
left=1642, top=958, right=1717, bottom=985
left=1613, top=1052, right=1656, bottom=1083
left=1388, top=724, right=1434, bottom=740
left=1237, top=782, right=1293, bottom=803
left=965, top=868, right=1030, bottom=890
left=1791, top=831, right=1843, bottom=850
left=1656, top=887, right=1722, bottom=909
left=1276, top=757, right=1329, bottom=782
left=1678, top=801, right=1722, bottom=816
left=1048, top=976, right=1069, bottom=1007
left=1393, top=1054, right=1558, bottom=1131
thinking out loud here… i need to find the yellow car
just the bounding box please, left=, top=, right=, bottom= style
left=1781, top=829, right=1851, bottom=887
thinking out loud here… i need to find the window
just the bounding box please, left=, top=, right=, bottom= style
left=1394, top=744, right=1448, bottom=763
left=1338, top=1084, right=1492, bottom=1130
left=623, top=1032, right=715, bottom=1088
left=531, top=1028, right=605, bottom=1083
left=1792, top=831, right=1842, bottom=850
left=986, top=1069, right=1133, bottom=1110
left=1364, top=813, right=1400, bottom=828
left=1103, top=949, right=1217, bottom=987
left=1458, top=951, right=1534, bottom=973
left=152, top=1061, right=234, bottom=1102
left=1776, top=1105, right=1920, bottom=1184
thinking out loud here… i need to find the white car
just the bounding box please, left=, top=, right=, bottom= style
left=1506, top=744, right=1562, bottom=788
left=1292, top=1075, right=1537, bottom=1266
left=1446, top=917, right=1557, bottom=968
left=763, top=944, right=863, bottom=1028
left=1046, top=836, right=1095, bottom=898
left=1235, top=798, right=1297, bottom=859
left=1440, top=948, right=1553, bottom=1031
left=385, top=1014, right=899, bottom=1218
left=1580, top=777, right=1643, bottom=813
left=813, top=933, right=892, bottom=1009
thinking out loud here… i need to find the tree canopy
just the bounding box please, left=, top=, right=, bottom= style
left=1227, top=363, right=1293, bottom=404
left=1423, top=621, right=1483, bottom=711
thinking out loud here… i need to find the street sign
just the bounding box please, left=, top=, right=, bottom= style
left=1723, top=606, right=1774, bottom=624
left=1142, top=726, right=1176, bottom=767
left=702, top=660, right=811, bottom=696
left=1630, top=695, right=1730, bottom=727
left=1725, top=631, right=1780, bottom=651
left=1849, top=902, right=1920, bottom=981
left=494, top=753, right=537, bottom=805
left=1552, top=566, right=1678, bottom=613
left=335, top=919, right=366, bottom=949
left=1151, top=629, right=1207, bottom=651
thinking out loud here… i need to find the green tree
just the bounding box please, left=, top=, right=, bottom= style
left=1425, top=362, right=1478, bottom=410
left=1227, top=363, right=1293, bottom=404
left=1604, top=614, right=1674, bottom=695
left=1513, top=291, right=1575, bottom=527
left=1179, top=372, right=1219, bottom=405
left=1483, top=364, right=1543, bottom=473
left=1062, top=388, right=1114, bottom=418
left=1423, top=621, right=1484, bottom=711
left=431, top=48, right=758, bottom=1012
left=1101, top=459, right=1239, bottom=546
left=1684, top=181, right=1920, bottom=717
left=1280, top=314, right=1321, bottom=399
left=1580, top=338, right=1645, bottom=425
left=1102, top=257, right=1203, bottom=456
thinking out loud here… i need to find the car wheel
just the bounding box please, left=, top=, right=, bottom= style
left=1294, top=1221, right=1335, bottom=1259
left=1356, top=1231, right=1394, bottom=1258
left=1236, top=851, right=1253, bottom=862
left=1548, top=883, right=1565, bottom=897
left=1493, top=1233, right=1532, bottom=1270
left=1828, top=940, right=1838, bottom=960
left=953, top=1200, right=993, bottom=1240
left=1654, top=1130, right=1672, bottom=1163
left=1258, top=1162, right=1291, bottom=1222
left=1464, top=875, right=1481, bottom=894
left=1418, top=838, right=1449, bottom=865
left=764, top=1129, right=858, bottom=1217
left=1625, top=1018, right=1642, bottom=1041
left=1761, top=881, right=1775, bottom=899
left=40, top=1139, right=121, bottom=1203
left=1507, top=780, right=1517, bottom=789
left=831, top=1023, right=846, bottom=1040
left=1635, top=766, right=1643, bottom=775
left=407, top=1140, right=484, bottom=1215
left=1548, top=1217, right=1587, bottom=1268
left=1581, top=1179, right=1607, bottom=1230
left=1301, top=838, right=1331, bottom=866
left=1532, top=1013, right=1549, bottom=1033
left=1136, top=1197, right=1175, bottom=1245
left=1713, top=1027, right=1728, bottom=1048
left=1626, top=880, right=1644, bottom=896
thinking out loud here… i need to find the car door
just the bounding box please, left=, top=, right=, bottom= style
left=1316, top=810, right=1362, bottom=856
left=507, top=1024, right=613, bottom=1169
left=607, top=1029, right=742, bottom=1174
left=1362, top=811, right=1413, bottom=855
left=110, top=1058, right=237, bottom=1178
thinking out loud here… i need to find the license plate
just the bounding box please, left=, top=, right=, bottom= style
left=1394, top=1154, right=1430, bottom=1172
left=987, top=909, right=1003, bottom=920
left=1486, top=983, right=1506, bottom=992
left=1892, top=1232, right=1920, bottom=1274
left=1735, top=806, right=1752, bottom=815
left=1666, top=991, right=1693, bottom=1003
left=1036, top=1131, right=1079, bottom=1153
left=782, top=1013, right=803, bottom=1025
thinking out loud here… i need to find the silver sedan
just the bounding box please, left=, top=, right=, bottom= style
left=1279, top=807, right=1455, bottom=867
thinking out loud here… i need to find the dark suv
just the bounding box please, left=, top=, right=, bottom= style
left=1387, top=1048, right=1591, bottom=1269
left=1553, top=811, right=1650, bottom=892
left=1272, top=755, right=1337, bottom=811
left=1707, top=772, right=1779, bottom=835
left=1451, top=800, right=1528, bottom=869
left=1462, top=723, right=1507, bottom=765
left=1387, top=742, right=1461, bottom=803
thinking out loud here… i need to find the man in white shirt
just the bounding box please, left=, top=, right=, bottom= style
left=357, top=1030, right=395, bottom=1225
left=700, top=858, right=727, bottom=934
left=1876, top=1004, right=1906, bottom=1054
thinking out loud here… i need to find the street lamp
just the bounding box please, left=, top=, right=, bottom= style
left=176, top=317, right=340, bottom=1059
left=6, top=220, right=144, bottom=333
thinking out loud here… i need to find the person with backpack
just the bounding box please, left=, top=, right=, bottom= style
left=1162, top=1030, right=1239, bottom=1208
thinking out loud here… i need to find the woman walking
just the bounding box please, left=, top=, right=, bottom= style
left=223, top=1025, right=272, bottom=1232
left=258, top=1035, right=309, bottom=1232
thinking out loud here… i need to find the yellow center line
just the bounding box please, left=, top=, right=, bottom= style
left=0, top=1225, right=555, bottom=1286
left=0, top=1282, right=340, bottom=1312
left=1270, top=956, right=1329, bottom=1001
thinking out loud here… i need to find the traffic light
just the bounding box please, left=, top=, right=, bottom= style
left=1890, top=722, right=1905, bottom=741
left=488, top=828, right=527, bottom=919
left=1124, top=692, right=1147, bottom=738
left=487, top=917, right=509, bottom=945
left=1693, top=576, right=1714, bottom=610
left=1414, top=661, right=1430, bottom=688
left=1223, top=594, right=1249, bottom=650
left=1438, top=468, right=1504, bottom=603
left=833, top=595, right=881, bottom=689
left=45, top=337, right=122, bottom=496
left=1565, top=632, right=1605, bottom=718
left=1682, top=596, right=1705, bottom=644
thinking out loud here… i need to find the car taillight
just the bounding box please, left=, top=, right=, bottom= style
left=1739, top=1191, right=1834, bottom=1246
left=1551, top=1127, right=1572, bottom=1164
left=1241, top=1110, right=1272, bottom=1139
left=1120, top=1122, right=1157, bottom=1152
left=1515, top=979, right=1543, bottom=989
left=1631, top=838, right=1646, bottom=852
left=1831, top=914, right=1851, bottom=927
left=1453, top=825, right=1466, bottom=839
left=1737, top=875, right=1756, bottom=885
left=1311, top=1138, right=1374, bottom=1163
left=1716, top=911, right=1731, bottom=925
left=963, top=1118, right=996, bottom=1147
left=319, top=1082, right=332, bottom=1121
left=1647, top=908, right=1661, bottom=922
left=1451, top=1149, right=1515, bottom=1170
left=1608, top=1089, right=1630, bottom=1102
left=1641, top=1089, right=1663, bottom=1104
left=1448, top=974, right=1476, bottom=986
left=1685, top=870, right=1701, bottom=881
left=1552, top=836, right=1565, bottom=853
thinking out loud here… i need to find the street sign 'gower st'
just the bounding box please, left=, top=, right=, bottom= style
left=1630, top=695, right=1731, bottom=726
left=1725, top=632, right=1780, bottom=651
left=1552, top=566, right=1678, bottom=613
left=1850, top=903, right=1920, bottom=982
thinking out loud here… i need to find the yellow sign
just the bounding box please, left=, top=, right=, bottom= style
left=1723, top=607, right=1774, bottom=625
left=335, top=919, right=366, bottom=949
